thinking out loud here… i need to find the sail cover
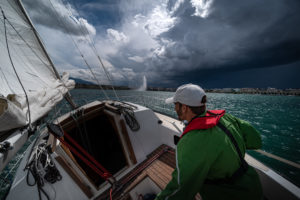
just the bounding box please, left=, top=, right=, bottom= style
left=0, top=0, right=75, bottom=132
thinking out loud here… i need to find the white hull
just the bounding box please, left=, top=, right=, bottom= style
left=4, top=101, right=300, bottom=200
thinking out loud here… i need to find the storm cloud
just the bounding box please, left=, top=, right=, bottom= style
left=22, top=0, right=300, bottom=88
left=23, top=0, right=95, bottom=36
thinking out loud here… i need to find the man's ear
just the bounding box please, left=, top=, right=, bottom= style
left=182, top=104, right=187, bottom=112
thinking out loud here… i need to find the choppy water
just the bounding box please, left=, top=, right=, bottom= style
left=1, top=89, right=299, bottom=198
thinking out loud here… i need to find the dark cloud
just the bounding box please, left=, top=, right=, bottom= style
left=160, top=61, right=300, bottom=89
left=21, top=0, right=300, bottom=88
left=152, top=0, right=300, bottom=80
left=22, top=0, right=93, bottom=36
left=80, top=0, right=122, bottom=29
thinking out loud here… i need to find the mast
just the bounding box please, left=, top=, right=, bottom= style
left=17, top=0, right=77, bottom=109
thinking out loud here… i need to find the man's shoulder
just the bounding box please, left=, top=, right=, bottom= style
left=178, top=127, right=226, bottom=154
left=181, top=126, right=223, bottom=142
left=221, top=113, right=241, bottom=124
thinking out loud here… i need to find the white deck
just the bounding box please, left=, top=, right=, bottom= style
left=4, top=101, right=300, bottom=200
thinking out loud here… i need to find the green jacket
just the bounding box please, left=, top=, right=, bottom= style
left=155, top=112, right=263, bottom=200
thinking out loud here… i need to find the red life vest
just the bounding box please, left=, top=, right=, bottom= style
left=179, top=110, right=249, bottom=184
left=181, top=110, right=225, bottom=138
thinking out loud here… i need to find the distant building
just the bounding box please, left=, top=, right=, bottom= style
left=284, top=89, right=300, bottom=95
left=240, top=88, right=258, bottom=94
left=222, top=88, right=234, bottom=93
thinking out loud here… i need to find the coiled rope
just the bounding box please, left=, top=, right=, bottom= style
left=113, top=103, right=140, bottom=131
left=25, top=143, right=62, bottom=200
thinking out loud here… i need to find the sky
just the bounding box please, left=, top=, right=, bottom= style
left=22, top=0, right=300, bottom=89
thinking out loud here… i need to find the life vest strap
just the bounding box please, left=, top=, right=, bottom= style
left=205, top=122, right=249, bottom=184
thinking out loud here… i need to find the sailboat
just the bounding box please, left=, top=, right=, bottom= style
left=0, top=0, right=299, bottom=199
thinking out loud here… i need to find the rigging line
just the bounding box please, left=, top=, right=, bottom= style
left=80, top=109, right=95, bottom=156
left=1, top=8, right=31, bottom=126
left=70, top=111, right=88, bottom=152
left=0, top=15, right=76, bottom=109
left=18, top=0, right=76, bottom=109
left=6, top=0, right=26, bottom=21
left=65, top=2, right=120, bottom=101
left=254, top=149, right=300, bottom=169
left=0, top=11, right=50, bottom=69
left=84, top=30, right=120, bottom=100
left=24, top=128, right=47, bottom=170
left=0, top=17, right=72, bottom=112
left=47, top=0, right=110, bottom=100
left=97, top=55, right=120, bottom=101
left=0, top=21, right=51, bottom=89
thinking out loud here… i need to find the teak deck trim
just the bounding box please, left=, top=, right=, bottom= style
left=95, top=144, right=202, bottom=200
left=124, top=159, right=174, bottom=192
left=95, top=144, right=175, bottom=200
left=55, top=156, right=93, bottom=198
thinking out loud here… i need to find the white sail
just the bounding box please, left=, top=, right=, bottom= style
left=0, top=0, right=75, bottom=132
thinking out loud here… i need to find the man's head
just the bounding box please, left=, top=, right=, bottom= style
left=165, top=84, right=207, bottom=121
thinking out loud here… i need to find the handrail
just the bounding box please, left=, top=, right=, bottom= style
left=254, top=149, right=300, bottom=169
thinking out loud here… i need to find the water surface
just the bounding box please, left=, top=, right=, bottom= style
left=1, top=89, right=299, bottom=199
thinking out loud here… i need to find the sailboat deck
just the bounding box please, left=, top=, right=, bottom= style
left=96, top=144, right=201, bottom=200
left=123, top=145, right=176, bottom=191
left=96, top=144, right=176, bottom=200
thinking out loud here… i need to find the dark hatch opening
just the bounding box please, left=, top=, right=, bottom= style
left=65, top=112, right=127, bottom=186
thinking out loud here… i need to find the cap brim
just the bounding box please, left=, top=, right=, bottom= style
left=165, top=97, right=174, bottom=104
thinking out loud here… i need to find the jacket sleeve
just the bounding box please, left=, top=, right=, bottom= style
left=155, top=131, right=215, bottom=200
left=233, top=116, right=262, bottom=149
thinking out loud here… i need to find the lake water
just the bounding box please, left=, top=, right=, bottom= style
left=1, top=89, right=299, bottom=198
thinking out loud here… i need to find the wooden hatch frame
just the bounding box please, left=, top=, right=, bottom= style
left=51, top=101, right=137, bottom=191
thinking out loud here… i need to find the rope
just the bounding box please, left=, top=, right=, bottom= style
left=0, top=6, right=77, bottom=109
left=74, top=109, right=95, bottom=154
left=65, top=1, right=120, bottom=101
left=1, top=8, right=31, bottom=127
left=97, top=55, right=120, bottom=101
left=46, top=0, right=110, bottom=100
left=80, top=109, right=94, bottom=155
left=52, top=104, right=113, bottom=180
left=24, top=129, right=46, bottom=169
left=254, top=149, right=300, bottom=169
left=113, top=103, right=140, bottom=131
left=70, top=110, right=94, bottom=155
left=47, top=124, right=112, bottom=180
left=25, top=143, right=62, bottom=200
left=58, top=135, right=111, bottom=179
left=110, top=188, right=113, bottom=200
left=63, top=130, right=111, bottom=177
left=0, top=7, right=50, bottom=68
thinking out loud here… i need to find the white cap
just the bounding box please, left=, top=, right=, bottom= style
left=165, top=84, right=206, bottom=106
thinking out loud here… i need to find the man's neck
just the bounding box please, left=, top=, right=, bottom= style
left=186, top=113, right=197, bottom=123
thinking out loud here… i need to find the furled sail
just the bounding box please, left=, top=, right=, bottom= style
left=0, top=0, right=75, bottom=132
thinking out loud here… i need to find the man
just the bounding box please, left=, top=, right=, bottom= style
left=155, top=84, right=263, bottom=200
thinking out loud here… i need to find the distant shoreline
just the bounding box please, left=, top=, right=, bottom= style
left=75, top=84, right=300, bottom=96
